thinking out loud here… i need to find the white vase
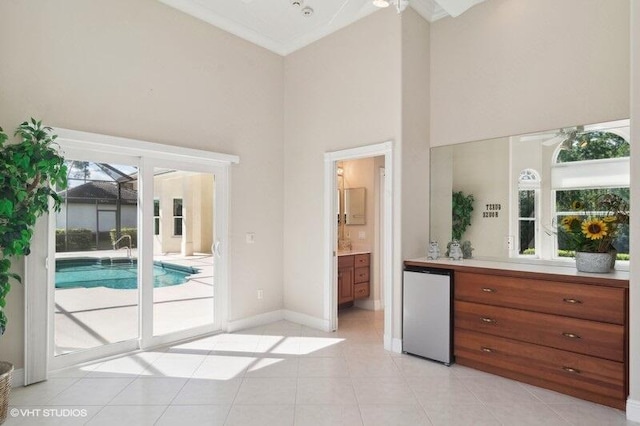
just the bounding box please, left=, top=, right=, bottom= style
left=575, top=251, right=615, bottom=273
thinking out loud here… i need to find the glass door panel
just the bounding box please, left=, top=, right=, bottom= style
left=54, top=160, right=139, bottom=357
left=152, top=168, right=215, bottom=336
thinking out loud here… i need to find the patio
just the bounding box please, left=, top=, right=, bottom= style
left=54, top=251, right=214, bottom=355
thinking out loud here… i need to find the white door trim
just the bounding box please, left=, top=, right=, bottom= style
left=25, top=128, right=238, bottom=378
left=323, top=141, right=394, bottom=351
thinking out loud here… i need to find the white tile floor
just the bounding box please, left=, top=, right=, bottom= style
left=6, top=308, right=638, bottom=425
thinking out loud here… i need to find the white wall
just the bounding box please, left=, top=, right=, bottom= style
left=628, top=1, right=640, bottom=420
left=283, top=9, right=403, bottom=322
left=430, top=0, right=630, bottom=147
left=0, top=0, right=284, bottom=369
left=401, top=9, right=431, bottom=260
left=452, top=137, right=509, bottom=258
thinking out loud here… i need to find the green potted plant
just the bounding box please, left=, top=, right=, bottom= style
left=448, top=191, right=474, bottom=258
left=0, top=120, right=67, bottom=423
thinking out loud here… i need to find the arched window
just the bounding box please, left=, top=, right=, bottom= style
left=517, top=169, right=540, bottom=255
left=552, top=130, right=630, bottom=259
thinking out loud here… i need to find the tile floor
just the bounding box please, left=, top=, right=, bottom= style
left=6, top=308, right=638, bottom=425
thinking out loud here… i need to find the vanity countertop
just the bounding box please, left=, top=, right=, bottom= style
left=338, top=250, right=371, bottom=257
left=405, top=257, right=629, bottom=288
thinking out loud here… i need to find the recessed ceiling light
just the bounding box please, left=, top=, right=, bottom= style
left=301, top=6, right=314, bottom=16
left=291, top=0, right=303, bottom=7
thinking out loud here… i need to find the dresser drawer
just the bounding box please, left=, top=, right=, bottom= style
left=455, top=301, right=624, bottom=362
left=455, top=272, right=625, bottom=324
left=355, top=254, right=370, bottom=267
left=354, top=282, right=370, bottom=299
left=454, top=329, right=626, bottom=402
left=354, top=267, right=370, bottom=283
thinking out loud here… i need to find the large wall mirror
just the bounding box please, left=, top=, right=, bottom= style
left=430, top=119, right=630, bottom=263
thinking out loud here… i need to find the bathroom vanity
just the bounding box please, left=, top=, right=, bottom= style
left=338, top=252, right=370, bottom=307
left=404, top=258, right=629, bottom=409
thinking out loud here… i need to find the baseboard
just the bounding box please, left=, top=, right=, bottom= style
left=283, top=310, right=330, bottom=331
left=392, top=337, right=402, bottom=353
left=627, top=398, right=640, bottom=422
left=11, top=368, right=24, bottom=388
left=226, top=310, right=284, bottom=333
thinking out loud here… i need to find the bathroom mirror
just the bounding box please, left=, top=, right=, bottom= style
left=344, top=187, right=366, bottom=225
left=430, top=119, right=630, bottom=261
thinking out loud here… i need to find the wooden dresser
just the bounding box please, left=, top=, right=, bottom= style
left=404, top=259, right=629, bottom=410
left=338, top=253, right=370, bottom=307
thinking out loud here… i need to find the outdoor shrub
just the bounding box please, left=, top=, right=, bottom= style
left=56, top=228, right=93, bottom=251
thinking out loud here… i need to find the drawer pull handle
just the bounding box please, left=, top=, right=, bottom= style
left=481, top=288, right=496, bottom=293
left=480, top=317, right=496, bottom=324
left=562, top=332, right=581, bottom=339
left=480, top=346, right=494, bottom=353
left=562, top=366, right=581, bottom=374
left=563, top=298, right=582, bottom=304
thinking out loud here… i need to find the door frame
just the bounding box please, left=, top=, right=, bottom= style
left=323, top=141, right=394, bottom=350
left=24, top=128, right=238, bottom=382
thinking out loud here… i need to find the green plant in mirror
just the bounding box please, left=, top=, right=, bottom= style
left=0, top=119, right=67, bottom=335
left=452, top=191, right=474, bottom=241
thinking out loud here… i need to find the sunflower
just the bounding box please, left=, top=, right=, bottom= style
left=571, top=200, right=584, bottom=210
left=581, top=218, right=608, bottom=240
left=561, top=216, right=580, bottom=231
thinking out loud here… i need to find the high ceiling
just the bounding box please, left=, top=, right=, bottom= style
left=158, top=0, right=487, bottom=56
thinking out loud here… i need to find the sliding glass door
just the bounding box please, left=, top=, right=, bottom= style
left=51, top=154, right=141, bottom=368
left=150, top=167, right=216, bottom=340
left=49, top=152, right=226, bottom=370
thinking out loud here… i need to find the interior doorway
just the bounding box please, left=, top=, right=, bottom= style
left=324, top=141, right=394, bottom=351
left=336, top=157, right=385, bottom=312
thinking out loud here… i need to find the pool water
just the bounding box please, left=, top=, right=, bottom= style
left=55, top=258, right=199, bottom=290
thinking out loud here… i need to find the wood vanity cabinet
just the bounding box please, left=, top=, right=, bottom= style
left=338, top=256, right=354, bottom=305
left=338, top=253, right=370, bottom=306
left=453, top=269, right=629, bottom=410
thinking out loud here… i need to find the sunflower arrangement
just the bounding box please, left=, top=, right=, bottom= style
left=559, top=194, right=629, bottom=253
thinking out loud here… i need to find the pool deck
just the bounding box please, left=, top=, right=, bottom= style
left=54, top=252, right=214, bottom=355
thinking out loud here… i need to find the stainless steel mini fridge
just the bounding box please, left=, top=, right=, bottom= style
left=402, top=266, right=453, bottom=365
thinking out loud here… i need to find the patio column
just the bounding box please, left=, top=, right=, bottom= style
left=181, top=175, right=194, bottom=256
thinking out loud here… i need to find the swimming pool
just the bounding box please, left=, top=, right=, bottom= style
left=55, top=258, right=200, bottom=290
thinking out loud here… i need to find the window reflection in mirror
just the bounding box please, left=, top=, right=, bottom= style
left=430, top=119, right=630, bottom=263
